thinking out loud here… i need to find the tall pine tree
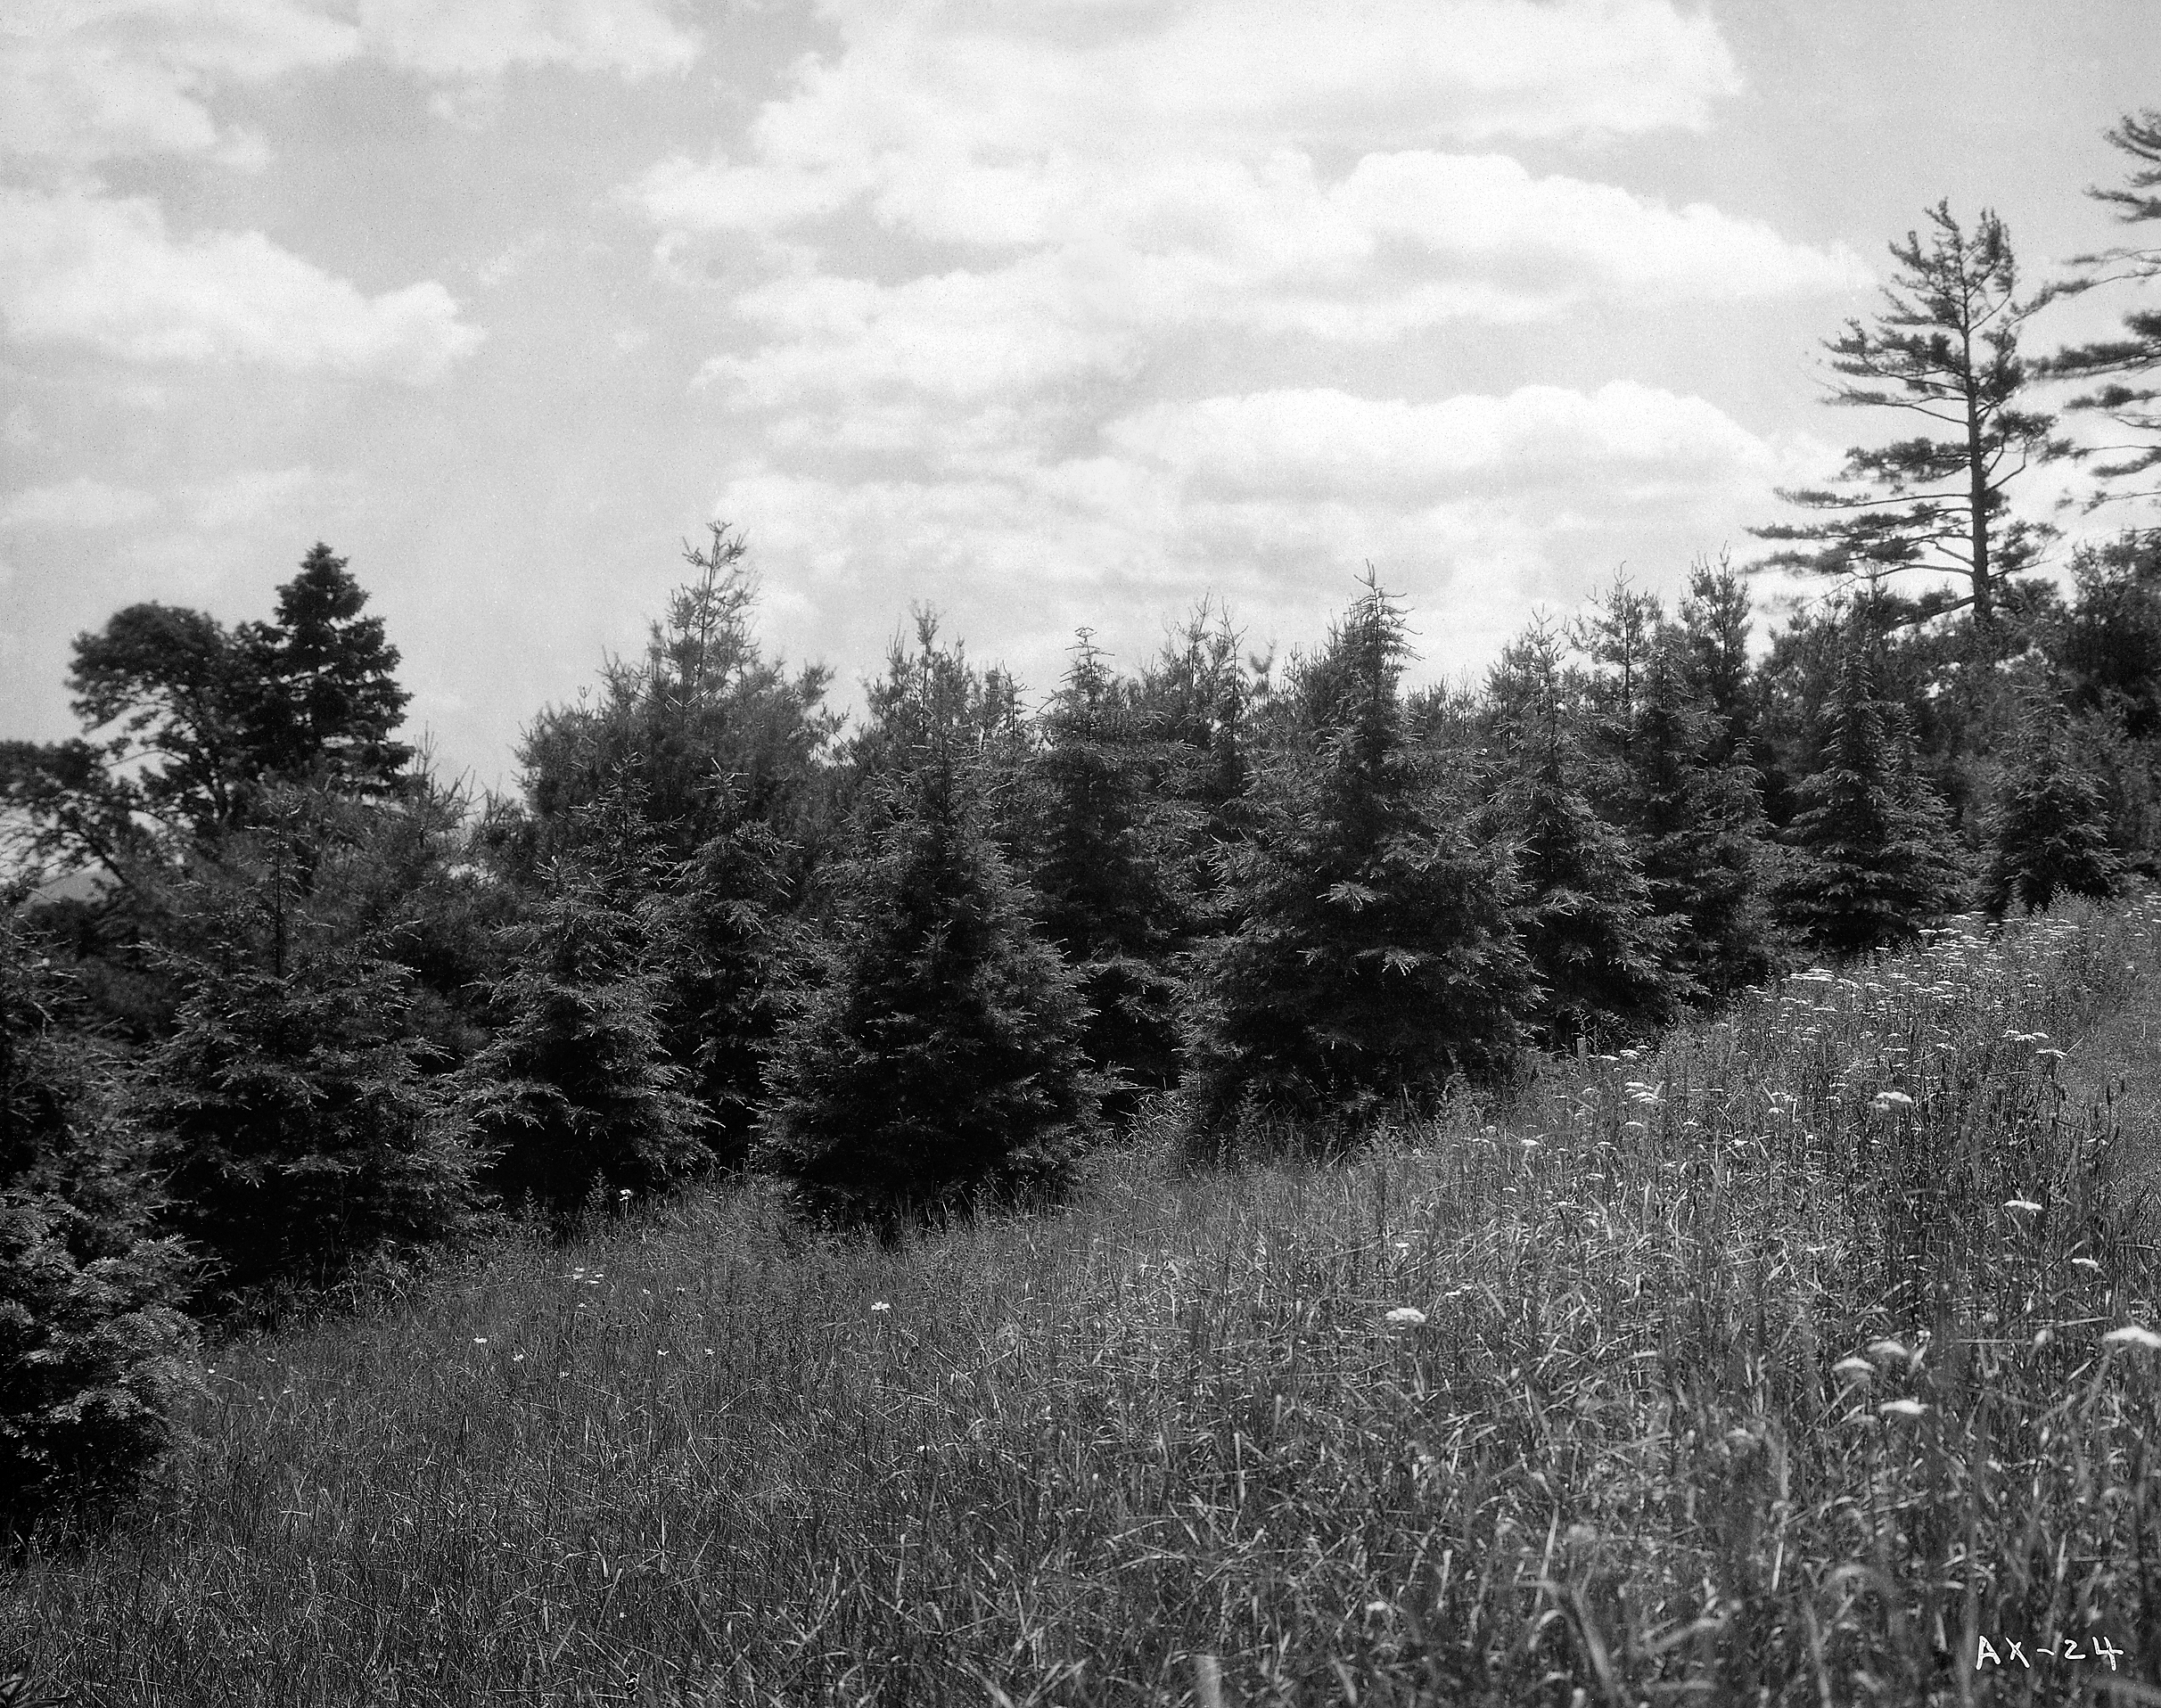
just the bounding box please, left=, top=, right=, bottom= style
left=1754, top=203, right=2059, bottom=632
left=2046, top=110, right=2160, bottom=505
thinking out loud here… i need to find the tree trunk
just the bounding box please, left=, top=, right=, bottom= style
left=1966, top=359, right=1994, bottom=632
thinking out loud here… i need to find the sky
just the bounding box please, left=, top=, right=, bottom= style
left=3, top=0, right=2157, bottom=795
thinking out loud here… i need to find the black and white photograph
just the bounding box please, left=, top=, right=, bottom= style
left=3, top=1, right=2160, bottom=1700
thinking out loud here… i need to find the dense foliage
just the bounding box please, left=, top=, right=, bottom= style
left=759, top=633, right=1103, bottom=1225
left=1186, top=582, right=1530, bottom=1138
left=0, top=919, right=197, bottom=1528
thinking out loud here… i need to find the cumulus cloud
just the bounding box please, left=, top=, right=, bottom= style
left=356, top=0, right=700, bottom=84
left=1, top=0, right=698, bottom=165
left=705, top=383, right=1808, bottom=704
left=688, top=158, right=1866, bottom=406
left=1, top=0, right=356, bottom=166
left=0, top=190, right=482, bottom=382
left=640, top=4, right=1863, bottom=412
left=655, top=0, right=1740, bottom=222
left=1103, top=383, right=1783, bottom=501
left=620, top=0, right=1868, bottom=694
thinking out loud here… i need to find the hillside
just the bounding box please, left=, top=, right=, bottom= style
left=10, top=895, right=2161, bottom=1704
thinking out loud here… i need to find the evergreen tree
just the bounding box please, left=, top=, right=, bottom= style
left=661, top=806, right=801, bottom=1166
left=1570, top=570, right=1664, bottom=749
left=464, top=795, right=706, bottom=1217
left=1186, top=580, right=1530, bottom=1140
left=1490, top=625, right=1688, bottom=1049
left=241, top=543, right=413, bottom=797
left=759, top=635, right=1101, bottom=1227
left=1, top=917, right=198, bottom=1527
left=2, top=545, right=414, bottom=874
left=516, top=526, right=835, bottom=872
left=1984, top=677, right=2120, bottom=915
left=1776, top=629, right=1968, bottom=956
left=840, top=612, right=1034, bottom=856
left=2060, top=530, right=2161, bottom=738
left=1133, top=599, right=1268, bottom=931
left=2046, top=109, right=2160, bottom=505
left=302, top=768, right=516, bottom=1067
left=1629, top=645, right=1778, bottom=998
left=1024, top=636, right=1187, bottom=1115
left=1675, top=552, right=1758, bottom=766
left=1754, top=203, right=2059, bottom=631
left=136, top=820, right=489, bottom=1305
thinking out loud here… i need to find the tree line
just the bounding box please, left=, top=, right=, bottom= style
left=2, top=107, right=2157, bottom=1531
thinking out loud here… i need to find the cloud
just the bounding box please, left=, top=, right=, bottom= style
left=632, top=0, right=1754, bottom=252
left=1, top=0, right=698, bottom=165
left=1, top=476, right=162, bottom=531
left=1103, top=383, right=1783, bottom=501
left=638, top=5, right=1863, bottom=413
left=672, top=0, right=1740, bottom=212
left=0, top=0, right=358, bottom=166
left=0, top=190, right=483, bottom=382
left=620, top=0, right=1869, bottom=696
left=355, top=0, right=701, bottom=83
left=1, top=466, right=320, bottom=532
left=708, top=383, right=1805, bottom=705
left=685, top=156, right=1866, bottom=407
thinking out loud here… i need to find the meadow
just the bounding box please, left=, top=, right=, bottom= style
left=10, top=896, right=2161, bottom=1705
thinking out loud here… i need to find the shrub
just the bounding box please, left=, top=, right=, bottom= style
left=0, top=1195, right=198, bottom=1531
left=1, top=918, right=198, bottom=1529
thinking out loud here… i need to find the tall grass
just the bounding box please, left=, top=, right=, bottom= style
left=10, top=897, right=2161, bottom=1704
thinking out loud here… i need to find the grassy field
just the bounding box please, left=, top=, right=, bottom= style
left=11, top=897, right=2161, bottom=1705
